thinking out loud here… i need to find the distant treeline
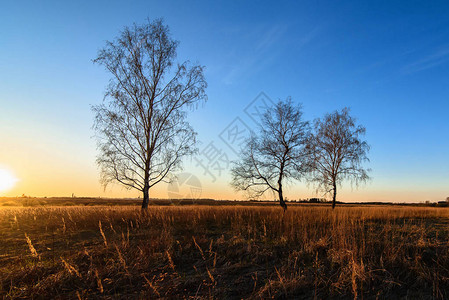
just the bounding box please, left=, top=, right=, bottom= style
left=0, top=197, right=448, bottom=207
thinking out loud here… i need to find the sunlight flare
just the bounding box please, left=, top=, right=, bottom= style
left=0, top=168, right=19, bottom=193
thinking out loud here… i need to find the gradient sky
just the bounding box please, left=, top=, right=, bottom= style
left=1, top=0, right=448, bottom=202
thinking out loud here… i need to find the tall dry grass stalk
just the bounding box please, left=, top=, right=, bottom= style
left=98, top=220, right=107, bottom=247
left=114, top=243, right=129, bottom=275
left=24, top=233, right=39, bottom=258
left=94, top=269, right=103, bottom=293
left=61, top=257, right=81, bottom=277
left=166, top=250, right=175, bottom=271
left=143, top=274, right=160, bottom=297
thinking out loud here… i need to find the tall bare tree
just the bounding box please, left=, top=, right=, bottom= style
left=92, top=19, right=207, bottom=209
left=308, top=108, right=370, bottom=209
left=231, top=98, right=310, bottom=211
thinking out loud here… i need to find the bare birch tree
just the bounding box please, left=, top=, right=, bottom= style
left=308, top=108, right=370, bottom=209
left=92, top=19, right=207, bottom=209
left=231, top=98, right=310, bottom=211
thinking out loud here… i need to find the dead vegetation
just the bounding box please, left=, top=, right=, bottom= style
left=1, top=205, right=449, bottom=298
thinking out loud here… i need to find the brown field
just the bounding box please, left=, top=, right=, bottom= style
left=1, top=203, right=449, bottom=299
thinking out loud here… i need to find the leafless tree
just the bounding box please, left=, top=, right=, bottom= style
left=308, top=108, right=370, bottom=209
left=231, top=98, right=310, bottom=211
left=92, top=19, right=207, bottom=209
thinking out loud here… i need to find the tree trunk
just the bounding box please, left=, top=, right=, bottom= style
left=277, top=167, right=287, bottom=211
left=278, top=186, right=287, bottom=211
left=332, top=182, right=337, bottom=209
left=141, top=183, right=150, bottom=209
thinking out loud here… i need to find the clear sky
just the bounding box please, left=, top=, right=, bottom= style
left=1, top=0, right=448, bottom=202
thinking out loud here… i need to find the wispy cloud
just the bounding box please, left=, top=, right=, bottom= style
left=402, top=45, right=449, bottom=74
left=255, top=24, right=287, bottom=51
left=222, top=25, right=286, bottom=85
left=222, top=25, right=320, bottom=85
left=295, top=26, right=322, bottom=49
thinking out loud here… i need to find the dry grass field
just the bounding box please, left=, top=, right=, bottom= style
left=1, top=204, right=449, bottom=299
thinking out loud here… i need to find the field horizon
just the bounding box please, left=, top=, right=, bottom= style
left=0, top=196, right=446, bottom=208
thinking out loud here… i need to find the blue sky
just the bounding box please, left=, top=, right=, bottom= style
left=0, top=0, right=448, bottom=201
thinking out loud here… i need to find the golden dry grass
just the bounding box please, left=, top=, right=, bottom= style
left=1, top=205, right=449, bottom=299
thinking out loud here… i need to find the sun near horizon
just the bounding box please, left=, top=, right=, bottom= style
left=0, top=167, right=18, bottom=194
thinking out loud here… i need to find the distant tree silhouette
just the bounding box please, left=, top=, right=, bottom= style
left=308, top=108, right=370, bottom=209
left=231, top=98, right=310, bottom=211
left=92, top=19, right=207, bottom=209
